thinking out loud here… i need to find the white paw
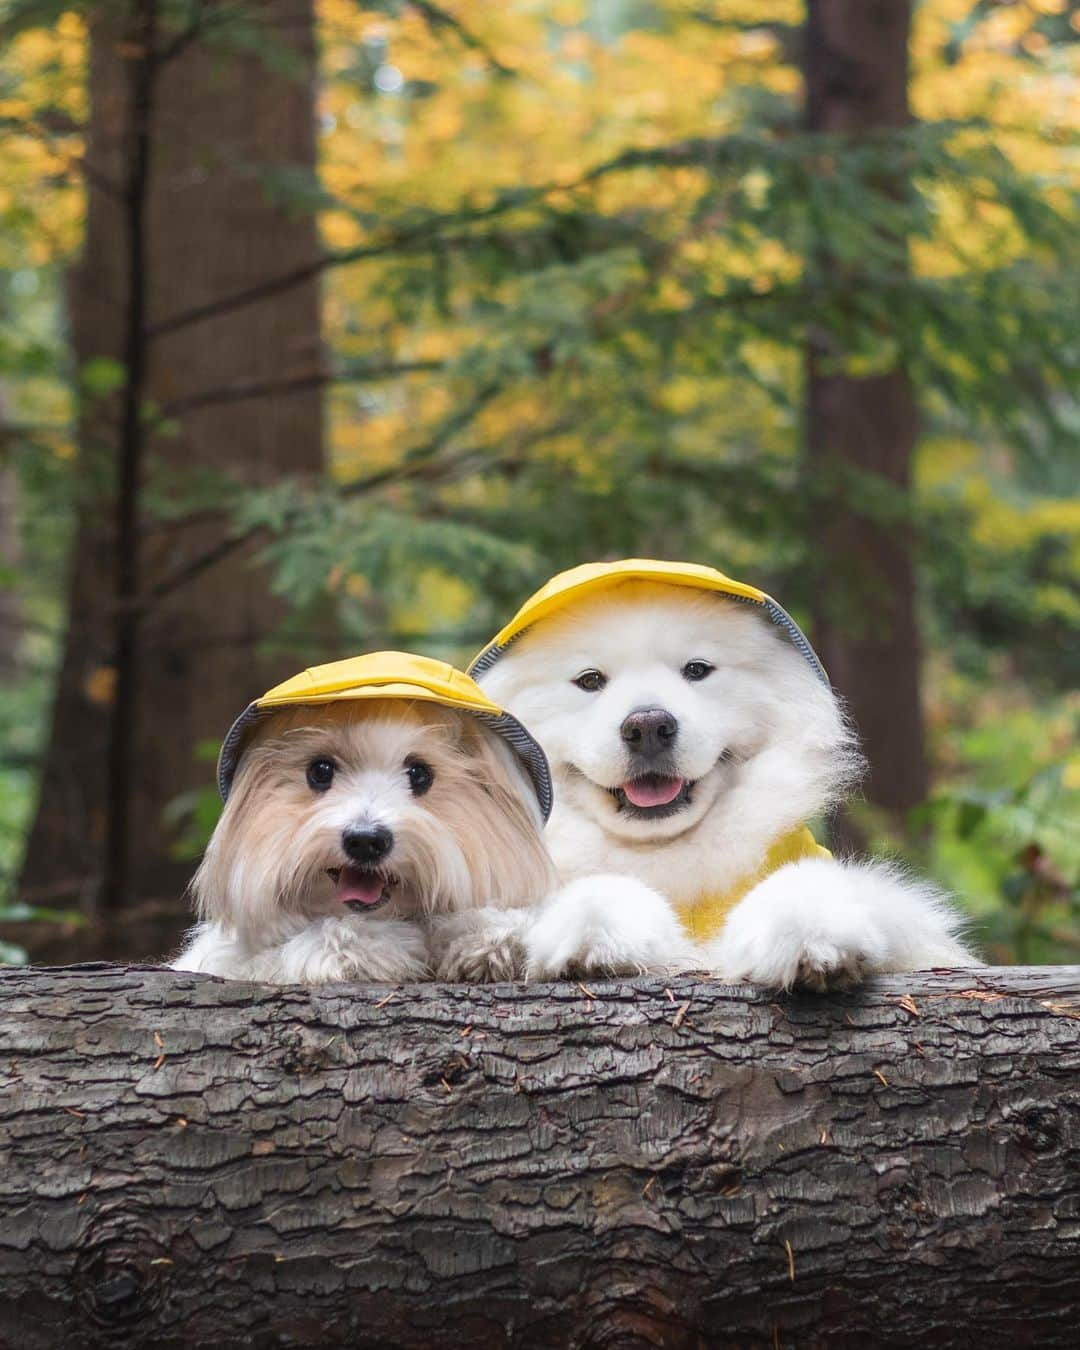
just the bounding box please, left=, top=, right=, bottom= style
left=793, top=941, right=871, bottom=992
left=707, top=859, right=890, bottom=991
left=524, top=875, right=695, bottom=980
left=248, top=916, right=430, bottom=985
left=431, top=910, right=528, bottom=983
left=170, top=922, right=247, bottom=976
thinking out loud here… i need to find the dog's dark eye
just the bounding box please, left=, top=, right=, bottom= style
left=574, top=669, right=607, bottom=693
left=406, top=759, right=434, bottom=796
left=682, top=660, right=715, bottom=682
left=306, top=758, right=336, bottom=791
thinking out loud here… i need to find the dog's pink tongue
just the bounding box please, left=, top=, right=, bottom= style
left=623, top=775, right=685, bottom=808
left=336, top=867, right=385, bottom=906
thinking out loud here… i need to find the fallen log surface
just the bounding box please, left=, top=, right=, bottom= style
left=0, top=963, right=1078, bottom=1349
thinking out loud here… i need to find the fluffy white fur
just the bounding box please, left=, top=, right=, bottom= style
left=172, top=700, right=555, bottom=984
left=478, top=581, right=978, bottom=988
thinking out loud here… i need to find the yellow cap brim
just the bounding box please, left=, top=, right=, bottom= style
left=469, top=558, right=827, bottom=686
left=218, top=650, right=552, bottom=819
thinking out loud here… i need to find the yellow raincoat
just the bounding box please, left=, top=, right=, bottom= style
left=470, top=560, right=832, bottom=942
left=217, top=650, right=553, bottom=820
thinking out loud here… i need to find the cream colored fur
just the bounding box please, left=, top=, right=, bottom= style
left=478, top=583, right=978, bottom=987
left=172, top=701, right=555, bottom=984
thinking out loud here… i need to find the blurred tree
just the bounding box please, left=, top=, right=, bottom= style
left=0, top=463, right=17, bottom=677
left=17, top=0, right=324, bottom=926
left=803, top=0, right=927, bottom=834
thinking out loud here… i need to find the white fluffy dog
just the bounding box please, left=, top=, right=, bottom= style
left=474, top=566, right=978, bottom=988
left=172, top=694, right=555, bottom=985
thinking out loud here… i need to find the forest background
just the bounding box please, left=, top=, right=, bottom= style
left=0, top=0, right=1076, bottom=966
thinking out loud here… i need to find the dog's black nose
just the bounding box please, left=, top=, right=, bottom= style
left=342, top=825, right=394, bottom=865
left=620, top=707, right=678, bottom=755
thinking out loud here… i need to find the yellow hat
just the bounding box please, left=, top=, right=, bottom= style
left=218, top=649, right=553, bottom=818
left=470, top=558, right=828, bottom=684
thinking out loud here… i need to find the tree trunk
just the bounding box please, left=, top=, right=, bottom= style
left=0, top=465, right=19, bottom=677
left=18, top=2, right=324, bottom=930
left=1, top=965, right=1078, bottom=1348
left=803, top=1, right=927, bottom=831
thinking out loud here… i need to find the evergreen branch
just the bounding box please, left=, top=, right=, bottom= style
left=144, top=121, right=1074, bottom=342
left=158, top=370, right=326, bottom=416
left=132, top=525, right=258, bottom=613
left=145, top=138, right=788, bottom=338
left=155, top=0, right=210, bottom=64
left=146, top=198, right=540, bottom=338
left=132, top=382, right=502, bottom=612
left=156, top=361, right=442, bottom=416
left=157, top=0, right=291, bottom=65
left=338, top=382, right=501, bottom=497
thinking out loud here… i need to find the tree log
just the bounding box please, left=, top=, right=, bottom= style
left=1, top=965, right=1078, bottom=1349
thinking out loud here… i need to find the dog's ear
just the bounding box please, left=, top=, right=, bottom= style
left=451, top=718, right=556, bottom=905
left=189, top=742, right=281, bottom=930
left=458, top=718, right=540, bottom=819
left=190, top=793, right=242, bottom=925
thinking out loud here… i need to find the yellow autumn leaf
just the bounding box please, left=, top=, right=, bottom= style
left=84, top=666, right=116, bottom=707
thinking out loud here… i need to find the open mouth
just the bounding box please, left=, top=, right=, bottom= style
left=326, top=865, right=398, bottom=914
left=608, top=773, right=693, bottom=819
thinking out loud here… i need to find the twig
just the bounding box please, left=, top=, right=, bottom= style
left=143, top=135, right=759, bottom=339
left=408, top=1, right=516, bottom=78
left=158, top=361, right=442, bottom=417
left=156, top=0, right=208, bottom=64
left=134, top=529, right=257, bottom=612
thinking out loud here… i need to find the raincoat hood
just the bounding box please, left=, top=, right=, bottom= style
left=469, top=558, right=829, bottom=686
left=217, top=650, right=553, bottom=820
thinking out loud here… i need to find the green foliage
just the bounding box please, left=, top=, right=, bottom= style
left=241, top=483, right=538, bottom=634
left=161, top=740, right=221, bottom=862
left=0, top=664, right=47, bottom=908
left=78, top=355, right=125, bottom=398
left=920, top=763, right=1079, bottom=964
left=0, top=677, right=84, bottom=962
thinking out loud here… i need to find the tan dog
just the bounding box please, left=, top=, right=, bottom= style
left=172, top=653, right=555, bottom=984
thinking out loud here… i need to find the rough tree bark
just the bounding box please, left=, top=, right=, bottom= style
left=803, top=0, right=928, bottom=830
left=1, top=965, right=1078, bottom=1348
left=19, top=1, right=323, bottom=926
